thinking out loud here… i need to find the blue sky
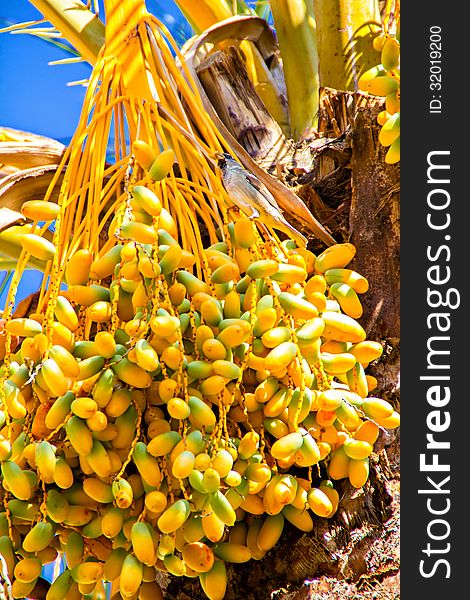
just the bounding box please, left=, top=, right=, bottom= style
left=1, top=1, right=91, bottom=142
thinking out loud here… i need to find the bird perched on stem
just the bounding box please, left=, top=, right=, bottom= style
left=215, top=152, right=308, bottom=247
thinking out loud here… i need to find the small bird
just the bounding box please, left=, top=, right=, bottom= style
left=215, top=152, right=307, bottom=247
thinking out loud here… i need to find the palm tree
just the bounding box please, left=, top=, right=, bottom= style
left=0, top=2, right=400, bottom=599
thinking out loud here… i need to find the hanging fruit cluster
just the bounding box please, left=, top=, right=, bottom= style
left=0, top=142, right=399, bottom=600
left=358, top=17, right=400, bottom=165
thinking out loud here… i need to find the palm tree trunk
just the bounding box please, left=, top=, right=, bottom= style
left=313, top=0, right=382, bottom=91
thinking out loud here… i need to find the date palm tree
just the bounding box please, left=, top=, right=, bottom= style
left=0, top=2, right=400, bottom=599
